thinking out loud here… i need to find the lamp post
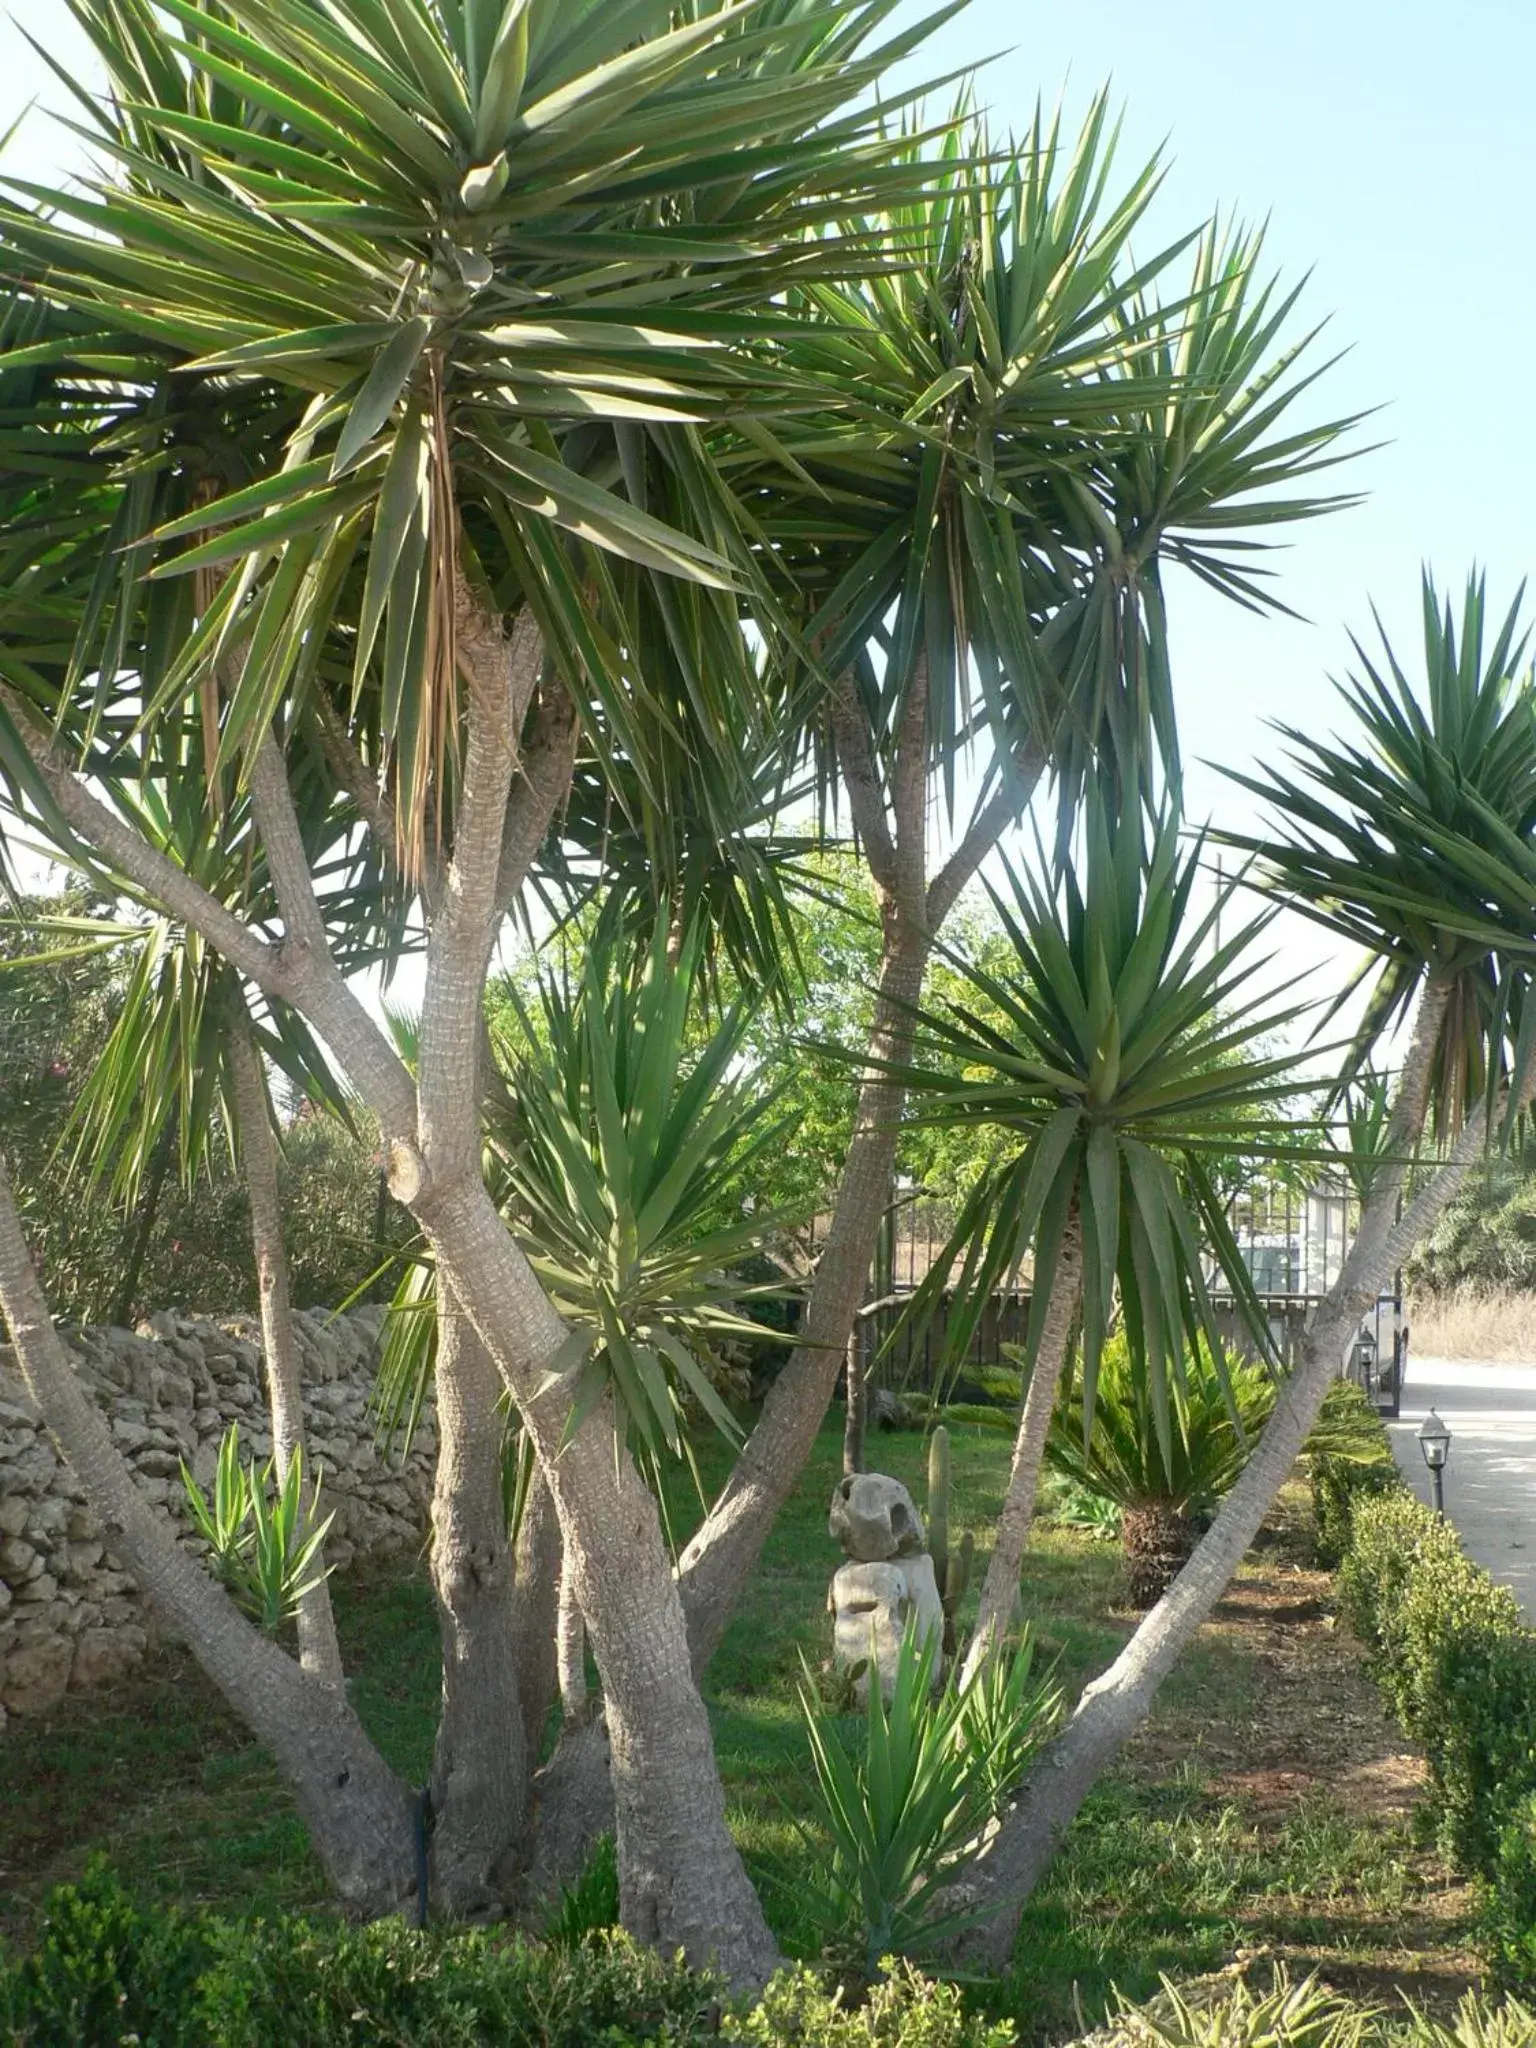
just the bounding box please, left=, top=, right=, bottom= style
left=1418, top=1408, right=1452, bottom=1517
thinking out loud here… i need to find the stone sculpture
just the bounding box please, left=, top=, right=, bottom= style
left=827, top=1471, right=943, bottom=1701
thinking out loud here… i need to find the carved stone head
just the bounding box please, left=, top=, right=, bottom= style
left=828, top=1472, right=926, bottom=1562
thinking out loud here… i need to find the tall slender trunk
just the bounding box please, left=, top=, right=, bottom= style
left=961, top=1206, right=1082, bottom=1686
left=675, top=683, right=1037, bottom=1675
left=226, top=1016, right=344, bottom=1693
left=418, top=1172, right=780, bottom=1989
left=945, top=978, right=1472, bottom=1966
left=842, top=1328, right=867, bottom=1477
left=110, top=1125, right=172, bottom=1328
left=0, top=1150, right=417, bottom=1910
left=511, top=1470, right=561, bottom=1765
left=401, top=591, right=776, bottom=1986
left=556, top=1541, right=588, bottom=1721
left=426, top=1284, right=528, bottom=1912
left=679, top=920, right=932, bottom=1668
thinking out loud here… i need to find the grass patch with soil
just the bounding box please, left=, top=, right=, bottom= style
left=0, top=1419, right=1472, bottom=2041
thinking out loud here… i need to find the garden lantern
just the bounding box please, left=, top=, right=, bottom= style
left=1417, top=1408, right=1452, bottom=1516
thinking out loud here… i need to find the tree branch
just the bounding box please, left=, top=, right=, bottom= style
left=0, top=681, right=290, bottom=998
left=495, top=682, right=579, bottom=920
left=417, top=593, right=544, bottom=1177
left=247, top=734, right=419, bottom=1145
left=308, top=692, right=400, bottom=876
left=887, top=651, right=929, bottom=917
left=829, top=671, right=897, bottom=896
left=927, top=754, right=1041, bottom=927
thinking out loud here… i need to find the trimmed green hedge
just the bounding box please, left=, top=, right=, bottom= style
left=1307, top=1379, right=1401, bottom=1568
left=1335, top=1484, right=1536, bottom=1988
left=0, top=1865, right=1013, bottom=2048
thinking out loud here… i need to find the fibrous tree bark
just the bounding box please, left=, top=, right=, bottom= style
left=225, top=1010, right=346, bottom=1693
left=944, top=976, right=1495, bottom=1966
left=0, top=1148, right=418, bottom=1910
left=427, top=1282, right=528, bottom=1912
left=511, top=1469, right=561, bottom=1765
left=556, top=1540, right=588, bottom=1722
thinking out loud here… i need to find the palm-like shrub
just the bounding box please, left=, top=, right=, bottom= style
left=1223, top=573, right=1536, bottom=1126
left=1044, top=1332, right=1278, bottom=1606
left=796, top=1627, right=1059, bottom=1974
left=489, top=920, right=801, bottom=1467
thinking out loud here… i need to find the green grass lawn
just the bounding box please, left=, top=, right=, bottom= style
left=0, top=1417, right=1475, bottom=2042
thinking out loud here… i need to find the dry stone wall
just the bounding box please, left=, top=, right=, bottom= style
left=0, top=1306, right=435, bottom=1728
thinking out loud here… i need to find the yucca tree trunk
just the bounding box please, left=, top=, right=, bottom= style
left=422, top=1171, right=780, bottom=1986
left=426, top=1284, right=528, bottom=1913
left=512, top=1470, right=561, bottom=1765
left=680, top=917, right=930, bottom=1665
left=0, top=1149, right=418, bottom=1910
left=403, top=594, right=777, bottom=1987
left=677, top=677, right=1034, bottom=1674
left=226, top=1014, right=345, bottom=1693
left=944, top=977, right=1475, bottom=1966
left=556, top=1541, right=588, bottom=1721
left=960, top=1208, right=1083, bottom=1686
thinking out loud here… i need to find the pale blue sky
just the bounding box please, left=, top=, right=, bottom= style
left=881, top=0, right=1536, bottom=825
left=1, top=1, right=1527, bottom=1023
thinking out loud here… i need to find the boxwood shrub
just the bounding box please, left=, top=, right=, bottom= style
left=1337, top=1486, right=1536, bottom=1987
left=0, top=1864, right=1012, bottom=2047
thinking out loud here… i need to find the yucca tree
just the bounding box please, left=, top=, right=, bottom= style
left=0, top=0, right=984, bottom=1982
left=878, top=797, right=1306, bottom=1676
left=943, top=577, right=1536, bottom=1967
left=672, top=105, right=1362, bottom=1673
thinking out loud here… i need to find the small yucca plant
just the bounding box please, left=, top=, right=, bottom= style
left=180, top=1425, right=335, bottom=1634
left=797, top=1626, right=1059, bottom=1975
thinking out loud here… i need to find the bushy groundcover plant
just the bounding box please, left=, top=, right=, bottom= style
left=0, top=1864, right=1012, bottom=2048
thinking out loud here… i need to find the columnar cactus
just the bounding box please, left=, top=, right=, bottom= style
left=926, top=1425, right=973, bottom=1656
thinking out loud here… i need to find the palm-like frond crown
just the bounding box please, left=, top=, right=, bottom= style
left=877, top=796, right=1310, bottom=1452
left=0, top=0, right=962, bottom=872
left=1222, top=571, right=1536, bottom=1133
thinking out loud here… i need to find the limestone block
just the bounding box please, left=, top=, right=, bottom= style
left=1, top=1632, right=73, bottom=1714
left=136, top=1451, right=184, bottom=1481
left=62, top=1540, right=105, bottom=1581
left=70, top=1629, right=136, bottom=1690
left=27, top=1496, right=69, bottom=1537
left=828, top=1472, right=926, bottom=1562
left=0, top=1536, right=40, bottom=1583
left=112, top=1418, right=151, bottom=1452
left=0, top=1496, right=29, bottom=1538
